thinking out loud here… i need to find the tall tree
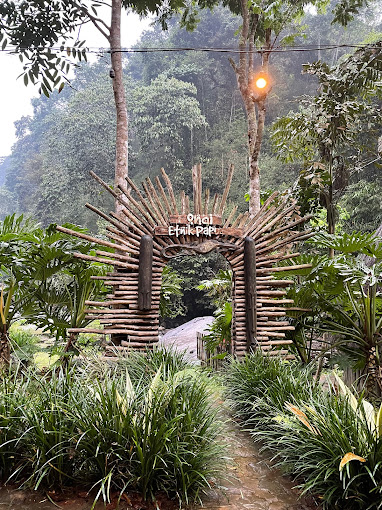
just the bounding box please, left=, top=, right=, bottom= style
left=0, top=0, right=183, bottom=210
left=272, top=41, right=382, bottom=254
left=180, top=0, right=373, bottom=215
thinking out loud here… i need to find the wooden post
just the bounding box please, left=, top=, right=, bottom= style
left=244, top=237, right=257, bottom=351
left=138, top=235, right=153, bottom=311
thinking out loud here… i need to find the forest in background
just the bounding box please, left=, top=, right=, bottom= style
left=1, top=1, right=381, bottom=234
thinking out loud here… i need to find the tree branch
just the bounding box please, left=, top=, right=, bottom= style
left=80, top=6, right=111, bottom=41
left=228, top=56, right=238, bottom=75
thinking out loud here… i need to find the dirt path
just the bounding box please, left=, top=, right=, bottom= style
left=202, top=415, right=319, bottom=510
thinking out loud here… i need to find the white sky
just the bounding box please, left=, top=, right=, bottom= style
left=0, top=11, right=151, bottom=157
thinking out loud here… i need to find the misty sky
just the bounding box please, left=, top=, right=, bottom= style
left=0, top=11, right=151, bottom=157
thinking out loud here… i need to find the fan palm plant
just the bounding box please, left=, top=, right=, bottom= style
left=284, top=231, right=382, bottom=398
left=0, top=215, right=107, bottom=367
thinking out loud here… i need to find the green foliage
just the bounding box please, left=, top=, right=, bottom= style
left=339, top=180, right=382, bottom=233
left=197, top=269, right=232, bottom=308
left=0, top=0, right=186, bottom=94
left=8, top=323, right=41, bottom=362
left=0, top=351, right=224, bottom=505
left=203, top=302, right=232, bottom=355
left=0, top=215, right=107, bottom=347
left=168, top=253, right=227, bottom=322
left=159, top=265, right=185, bottom=319
left=130, top=73, right=207, bottom=180
left=225, top=352, right=382, bottom=508
left=283, top=231, right=382, bottom=381
left=225, top=351, right=317, bottom=425
left=272, top=41, right=382, bottom=227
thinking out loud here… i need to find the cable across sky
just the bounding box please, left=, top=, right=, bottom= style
left=0, top=42, right=381, bottom=54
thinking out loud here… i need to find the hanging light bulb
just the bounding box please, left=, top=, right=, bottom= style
left=250, top=70, right=272, bottom=98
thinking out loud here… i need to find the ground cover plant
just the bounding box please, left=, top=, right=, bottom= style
left=0, top=348, right=225, bottom=507
left=225, top=351, right=382, bottom=509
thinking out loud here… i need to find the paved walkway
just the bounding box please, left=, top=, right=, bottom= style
left=159, top=316, right=214, bottom=361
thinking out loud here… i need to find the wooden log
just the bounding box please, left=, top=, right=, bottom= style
left=257, top=325, right=295, bottom=331
left=244, top=237, right=256, bottom=351
left=218, top=163, right=234, bottom=215
left=142, top=180, right=167, bottom=225
left=156, top=175, right=173, bottom=216
left=95, top=250, right=139, bottom=266
left=239, top=212, right=249, bottom=228
left=106, top=225, right=141, bottom=244
left=138, top=235, right=153, bottom=311
left=125, top=175, right=161, bottom=226
left=256, top=231, right=313, bottom=257
left=256, top=321, right=290, bottom=326
left=101, top=322, right=158, bottom=330
left=68, top=328, right=158, bottom=336
left=237, top=193, right=279, bottom=242
left=118, top=183, right=156, bottom=228
left=253, top=204, right=296, bottom=240
left=106, top=343, right=155, bottom=350
left=256, top=264, right=312, bottom=275
left=260, top=340, right=294, bottom=346
left=68, top=328, right=107, bottom=334
left=185, top=195, right=190, bottom=214
left=192, top=163, right=202, bottom=215
left=256, top=215, right=313, bottom=249
left=246, top=310, right=285, bottom=316
left=168, top=214, right=222, bottom=225
left=203, top=188, right=210, bottom=215
left=85, top=203, right=131, bottom=238
left=223, top=205, right=238, bottom=228
left=74, top=252, right=138, bottom=270
left=263, top=350, right=290, bottom=356
left=257, top=299, right=295, bottom=304
left=85, top=300, right=131, bottom=306
left=84, top=309, right=130, bottom=314
left=146, top=177, right=167, bottom=220
left=211, top=193, right=219, bottom=214
left=89, top=171, right=129, bottom=208
left=161, top=168, right=179, bottom=215
left=114, top=291, right=160, bottom=296
left=257, top=280, right=294, bottom=287
left=56, top=225, right=131, bottom=253
left=110, top=210, right=151, bottom=239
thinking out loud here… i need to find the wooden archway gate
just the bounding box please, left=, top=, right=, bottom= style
left=57, top=164, right=312, bottom=358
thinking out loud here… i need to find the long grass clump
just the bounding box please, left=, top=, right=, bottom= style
left=0, top=349, right=224, bottom=506
left=225, top=351, right=382, bottom=509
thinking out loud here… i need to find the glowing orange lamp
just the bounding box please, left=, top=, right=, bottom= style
left=251, top=71, right=271, bottom=97
left=255, top=76, right=267, bottom=89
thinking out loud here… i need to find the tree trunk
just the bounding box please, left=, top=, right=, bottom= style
left=61, top=332, right=78, bottom=368
left=365, top=345, right=382, bottom=401
left=229, top=16, right=271, bottom=217
left=327, top=181, right=335, bottom=258
left=0, top=327, right=10, bottom=370
left=110, top=0, right=128, bottom=213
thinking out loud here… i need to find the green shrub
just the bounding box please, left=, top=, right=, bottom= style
left=0, top=350, right=224, bottom=506
left=9, top=323, right=41, bottom=361
left=225, top=352, right=382, bottom=509
left=225, top=351, right=317, bottom=427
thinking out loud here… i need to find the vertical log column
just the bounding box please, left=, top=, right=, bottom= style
left=138, top=235, right=153, bottom=311
left=244, top=237, right=257, bottom=352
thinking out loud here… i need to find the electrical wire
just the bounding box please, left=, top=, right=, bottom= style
left=0, top=42, right=381, bottom=55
